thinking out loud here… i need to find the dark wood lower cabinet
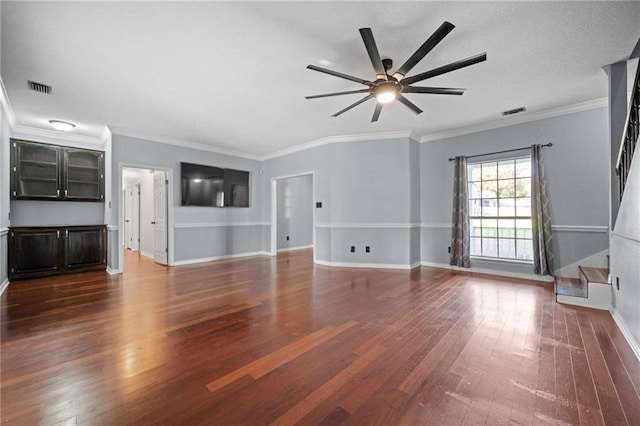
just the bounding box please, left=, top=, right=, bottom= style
left=9, top=225, right=106, bottom=280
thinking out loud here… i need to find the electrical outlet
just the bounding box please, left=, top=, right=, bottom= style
left=286, top=236, right=290, bottom=241
left=316, top=202, right=322, bottom=208
left=350, top=246, right=355, bottom=253
left=616, top=277, right=620, bottom=290
left=448, top=246, right=451, bottom=253
left=365, top=246, right=370, bottom=253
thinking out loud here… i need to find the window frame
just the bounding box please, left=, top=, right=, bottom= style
left=467, top=155, right=534, bottom=263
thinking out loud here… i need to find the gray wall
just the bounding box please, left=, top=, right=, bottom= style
left=110, top=134, right=263, bottom=267
left=420, top=106, right=610, bottom=275
left=262, top=137, right=419, bottom=267
left=276, top=174, right=312, bottom=250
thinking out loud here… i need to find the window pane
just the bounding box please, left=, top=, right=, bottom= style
left=498, top=160, right=515, bottom=179
left=470, top=237, right=482, bottom=256
left=498, top=198, right=515, bottom=217
left=516, top=198, right=531, bottom=217
left=481, top=219, right=497, bottom=236
left=470, top=199, right=482, bottom=216
left=482, top=199, right=498, bottom=216
left=498, top=219, right=515, bottom=237
left=516, top=219, right=532, bottom=238
left=469, top=181, right=482, bottom=198
left=498, top=179, right=515, bottom=198
left=482, top=163, right=497, bottom=180
left=482, top=238, right=497, bottom=257
left=516, top=158, right=531, bottom=177
left=470, top=219, right=482, bottom=237
left=515, top=178, right=531, bottom=198
left=516, top=239, right=533, bottom=260
left=469, top=164, right=482, bottom=181
left=498, top=238, right=516, bottom=258
left=482, top=180, right=497, bottom=198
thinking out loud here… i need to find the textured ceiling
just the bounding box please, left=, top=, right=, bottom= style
left=1, top=1, right=639, bottom=157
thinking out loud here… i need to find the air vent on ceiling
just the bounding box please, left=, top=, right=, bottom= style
left=502, top=106, right=526, bottom=116
left=28, top=80, right=52, bottom=94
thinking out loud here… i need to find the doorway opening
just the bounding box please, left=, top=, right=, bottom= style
left=121, top=167, right=169, bottom=270
left=270, top=172, right=315, bottom=259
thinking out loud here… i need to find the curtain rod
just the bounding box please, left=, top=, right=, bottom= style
left=448, top=143, right=553, bottom=161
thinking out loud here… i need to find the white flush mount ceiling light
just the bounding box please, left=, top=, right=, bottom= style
left=49, top=120, right=76, bottom=131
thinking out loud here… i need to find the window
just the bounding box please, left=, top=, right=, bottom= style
left=468, top=157, right=533, bottom=261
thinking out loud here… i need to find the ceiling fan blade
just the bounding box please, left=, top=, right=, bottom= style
left=306, top=89, right=371, bottom=99
left=371, top=103, right=383, bottom=122
left=307, top=65, right=373, bottom=86
left=393, top=21, right=455, bottom=80
left=332, top=94, right=374, bottom=117
left=359, top=28, right=387, bottom=80
left=396, top=94, right=423, bottom=115
left=401, top=52, right=487, bottom=85
left=403, top=86, right=466, bottom=95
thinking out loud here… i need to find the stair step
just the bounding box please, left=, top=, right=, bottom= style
left=555, top=277, right=587, bottom=298
left=579, top=266, right=609, bottom=284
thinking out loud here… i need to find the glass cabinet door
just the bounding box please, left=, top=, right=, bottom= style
left=64, top=149, right=104, bottom=200
left=13, top=141, right=61, bottom=199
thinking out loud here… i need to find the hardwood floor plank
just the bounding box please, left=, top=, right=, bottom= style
left=2, top=249, right=638, bottom=425
left=205, top=320, right=357, bottom=393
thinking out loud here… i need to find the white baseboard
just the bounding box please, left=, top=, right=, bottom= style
left=554, top=249, right=610, bottom=278
left=172, top=251, right=269, bottom=266
left=106, top=267, right=121, bottom=275
left=420, top=261, right=555, bottom=282
left=611, top=308, right=640, bottom=362
left=277, top=245, right=313, bottom=253
left=314, top=259, right=420, bottom=270
left=0, top=278, right=9, bottom=295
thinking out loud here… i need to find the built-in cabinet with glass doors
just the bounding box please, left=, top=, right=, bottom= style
left=10, top=139, right=104, bottom=201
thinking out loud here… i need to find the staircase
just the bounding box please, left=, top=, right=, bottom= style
left=555, top=265, right=611, bottom=310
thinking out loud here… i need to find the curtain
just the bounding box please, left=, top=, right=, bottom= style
left=531, top=144, right=554, bottom=275
left=450, top=156, right=470, bottom=267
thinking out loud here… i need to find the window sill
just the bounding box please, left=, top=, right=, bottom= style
left=470, top=256, right=533, bottom=266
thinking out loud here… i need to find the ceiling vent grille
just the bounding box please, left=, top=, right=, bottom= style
left=502, top=106, right=526, bottom=116
left=28, top=80, right=52, bottom=94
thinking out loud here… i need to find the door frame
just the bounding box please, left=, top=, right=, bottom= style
left=270, top=171, right=315, bottom=261
left=118, top=163, right=174, bottom=272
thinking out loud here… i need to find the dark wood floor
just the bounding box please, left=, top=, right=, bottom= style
left=2, top=249, right=639, bottom=425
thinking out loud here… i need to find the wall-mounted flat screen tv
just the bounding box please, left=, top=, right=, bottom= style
left=181, top=162, right=249, bottom=207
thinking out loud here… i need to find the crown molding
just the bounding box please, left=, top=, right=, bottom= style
left=10, top=123, right=106, bottom=147
left=260, top=130, right=419, bottom=161
left=108, top=126, right=262, bottom=161
left=0, top=77, right=17, bottom=128
left=420, top=98, right=608, bottom=144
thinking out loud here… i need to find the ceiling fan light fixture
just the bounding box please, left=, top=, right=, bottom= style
left=373, top=81, right=400, bottom=104
left=49, top=120, right=76, bottom=131
left=376, top=91, right=396, bottom=104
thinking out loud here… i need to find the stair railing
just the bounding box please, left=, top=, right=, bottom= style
left=616, top=62, right=640, bottom=201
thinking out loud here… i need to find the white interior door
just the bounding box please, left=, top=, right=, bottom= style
left=125, top=185, right=140, bottom=251
left=125, top=186, right=134, bottom=249
left=153, top=171, right=168, bottom=265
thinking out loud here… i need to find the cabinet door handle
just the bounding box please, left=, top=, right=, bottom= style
left=57, top=189, right=60, bottom=197
left=150, top=221, right=156, bottom=224
left=57, top=230, right=60, bottom=239
left=64, top=189, right=68, bottom=197
left=66, top=230, right=69, bottom=238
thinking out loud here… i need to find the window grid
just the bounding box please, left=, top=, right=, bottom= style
left=468, top=157, right=533, bottom=262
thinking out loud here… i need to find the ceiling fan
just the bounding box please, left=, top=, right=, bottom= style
left=306, top=21, right=487, bottom=122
